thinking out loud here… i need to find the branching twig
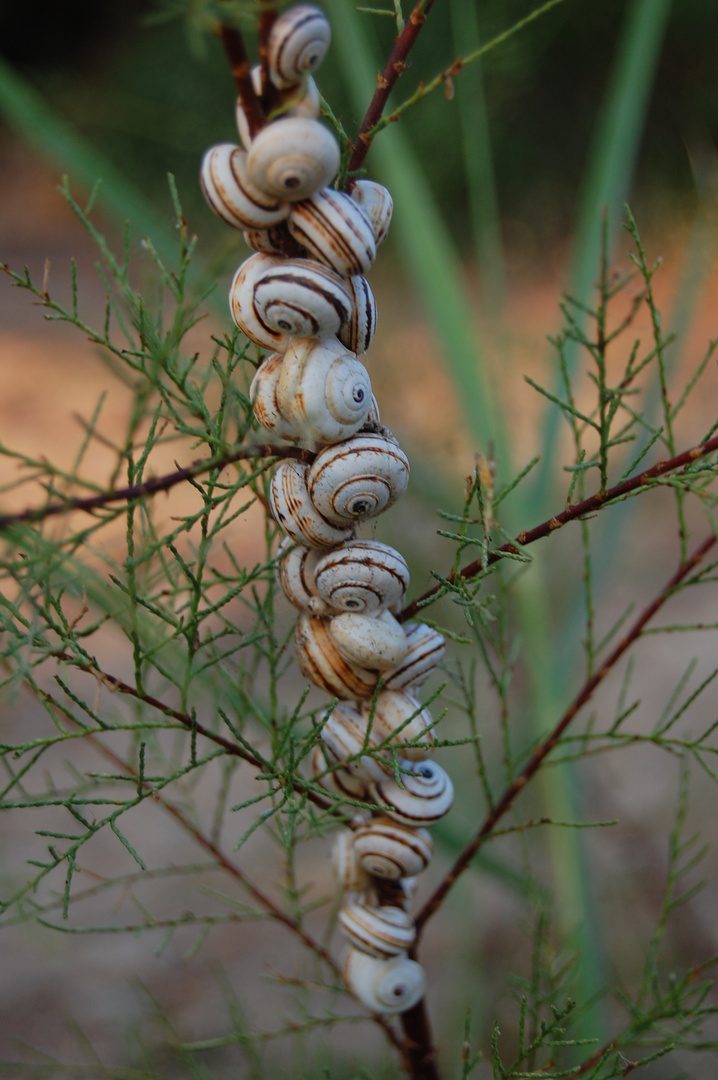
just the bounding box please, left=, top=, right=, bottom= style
left=399, top=434, right=718, bottom=621
left=347, top=0, right=437, bottom=178
left=0, top=442, right=309, bottom=532
left=414, top=529, right=717, bottom=931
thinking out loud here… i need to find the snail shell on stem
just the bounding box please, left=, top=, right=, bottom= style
left=353, top=817, right=433, bottom=880
left=253, top=258, right=352, bottom=340
left=332, top=830, right=373, bottom=896
left=268, top=5, right=332, bottom=89
left=338, top=903, right=416, bottom=958
left=370, top=759, right=454, bottom=827
left=247, top=117, right=339, bottom=202
left=295, top=616, right=378, bottom=700
left=338, top=275, right=377, bottom=355
left=288, top=189, right=377, bottom=277
left=200, top=145, right=289, bottom=231
left=342, top=948, right=426, bottom=1015
left=359, top=689, right=436, bottom=759
left=309, top=744, right=369, bottom=802
left=307, top=433, right=410, bottom=526
left=277, top=337, right=373, bottom=446
left=236, top=67, right=321, bottom=148
left=383, top=622, right=447, bottom=691
left=269, top=461, right=354, bottom=548
left=276, top=537, right=331, bottom=614
left=328, top=610, right=408, bottom=670
left=350, top=179, right=394, bottom=247
left=314, top=540, right=410, bottom=614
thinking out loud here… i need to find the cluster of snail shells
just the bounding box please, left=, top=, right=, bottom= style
left=200, top=4, right=452, bottom=1017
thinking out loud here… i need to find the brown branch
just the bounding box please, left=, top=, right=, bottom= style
left=0, top=442, right=310, bottom=533
left=346, top=0, right=437, bottom=178
left=399, top=990, right=441, bottom=1080
left=399, top=433, right=718, bottom=622
left=83, top=735, right=407, bottom=1061
left=218, top=24, right=265, bottom=139
left=414, top=529, right=717, bottom=933
left=257, top=1, right=282, bottom=112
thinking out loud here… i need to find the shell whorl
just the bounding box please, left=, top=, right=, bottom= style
left=328, top=610, right=408, bottom=671
left=307, top=433, right=410, bottom=525
left=288, top=189, right=377, bottom=277
left=269, top=461, right=353, bottom=548
left=276, top=537, right=331, bottom=614
left=268, top=5, right=332, bottom=89
left=314, top=540, right=410, bottom=614
left=338, top=903, right=416, bottom=958
left=339, top=275, right=377, bottom=355
left=370, top=759, right=454, bottom=827
left=295, top=616, right=378, bottom=700
left=342, top=948, right=426, bottom=1015
left=277, top=337, right=373, bottom=445
left=253, top=258, right=352, bottom=339
left=353, top=817, right=433, bottom=880
left=200, top=144, right=290, bottom=231
left=383, top=622, right=447, bottom=691
left=247, top=118, right=339, bottom=202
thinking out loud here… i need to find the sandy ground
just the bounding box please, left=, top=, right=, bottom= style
left=2, top=141, right=718, bottom=1078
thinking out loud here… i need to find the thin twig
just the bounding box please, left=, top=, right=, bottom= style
left=0, top=442, right=309, bottom=532
left=218, top=24, right=265, bottom=138
left=346, top=0, right=437, bottom=178
left=399, top=433, right=718, bottom=621
left=414, top=530, right=717, bottom=933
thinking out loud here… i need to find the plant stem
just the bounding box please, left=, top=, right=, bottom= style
left=414, top=530, right=717, bottom=932
left=218, top=24, right=265, bottom=138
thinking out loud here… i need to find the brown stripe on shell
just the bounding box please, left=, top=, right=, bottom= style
left=288, top=190, right=376, bottom=277
left=294, top=615, right=378, bottom=699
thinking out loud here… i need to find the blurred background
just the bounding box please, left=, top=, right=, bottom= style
left=2, top=0, right=718, bottom=1076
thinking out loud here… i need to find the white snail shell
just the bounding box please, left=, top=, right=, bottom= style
left=350, top=179, right=394, bottom=246
left=332, top=830, right=373, bottom=895
left=288, top=189, right=377, bottom=277
left=277, top=337, right=372, bottom=446
left=359, top=690, right=435, bottom=759
left=200, top=144, right=290, bottom=230
left=339, top=275, right=377, bottom=355
left=269, top=461, right=353, bottom=548
left=230, top=254, right=289, bottom=350
left=342, top=948, right=426, bottom=1015
left=250, top=352, right=299, bottom=439
left=338, top=904, right=416, bottom=958
left=310, top=744, right=369, bottom=801
left=328, top=610, right=408, bottom=671
left=276, top=537, right=331, bottom=614
left=353, top=817, right=433, bottom=880
left=321, top=700, right=395, bottom=780
left=246, top=117, right=339, bottom=202
left=295, top=616, right=378, bottom=699
left=307, top=433, right=410, bottom=525
left=268, top=5, right=332, bottom=89
left=314, top=540, right=410, bottom=614
left=236, top=68, right=321, bottom=148
left=370, top=760, right=454, bottom=827
left=384, top=622, right=447, bottom=691
left=253, top=258, right=352, bottom=339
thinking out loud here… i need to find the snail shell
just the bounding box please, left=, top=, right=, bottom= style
left=277, top=337, right=372, bottom=446
left=339, top=275, right=377, bottom=355
left=384, top=622, right=447, bottom=691
left=353, top=817, right=433, bottom=880
left=332, top=830, right=373, bottom=896
left=314, top=540, right=410, bottom=614
left=295, top=616, right=378, bottom=699
left=254, top=258, right=352, bottom=339
left=236, top=68, right=321, bottom=148
left=288, top=189, right=377, bottom=277
left=269, top=461, right=353, bottom=548
left=338, top=904, right=416, bottom=958
left=350, top=179, right=394, bottom=246
left=268, top=5, right=332, bottom=89
left=328, top=610, right=408, bottom=670
left=321, top=699, right=394, bottom=780
left=247, top=117, right=339, bottom=202
left=200, top=144, right=290, bottom=230
left=359, top=690, right=435, bottom=759
left=342, top=948, right=426, bottom=1015
left=250, top=352, right=299, bottom=439
left=230, top=254, right=289, bottom=351
left=242, top=223, right=294, bottom=256
left=276, top=537, right=331, bottom=614
left=370, top=760, right=454, bottom=827
left=310, top=744, right=369, bottom=802
left=307, top=433, right=410, bottom=525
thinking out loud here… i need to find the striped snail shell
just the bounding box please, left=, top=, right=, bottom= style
left=338, top=904, right=416, bottom=958
left=268, top=5, right=332, bottom=89
left=359, top=690, right=435, bottom=759
left=253, top=258, right=352, bottom=340
left=332, top=830, right=373, bottom=896
left=384, top=622, right=447, bottom=692
left=310, top=744, right=369, bottom=802
left=276, top=537, right=331, bottom=614
left=247, top=117, right=339, bottom=202
left=270, top=461, right=353, bottom=548
left=242, top=223, right=293, bottom=256
left=328, top=610, right=408, bottom=670
left=350, top=179, right=394, bottom=247
left=200, top=144, right=290, bottom=230
left=314, top=540, right=410, bottom=614
left=288, top=189, right=377, bottom=277
left=321, top=700, right=394, bottom=780
left=250, top=353, right=298, bottom=440
left=307, top=433, right=410, bottom=526
left=342, top=948, right=426, bottom=1015
left=277, top=337, right=372, bottom=446
left=230, top=254, right=289, bottom=351
left=236, top=67, right=321, bottom=147
left=338, top=275, right=377, bottom=355
left=295, top=616, right=378, bottom=699
left=353, top=817, right=433, bottom=880
left=370, top=759, right=454, bottom=828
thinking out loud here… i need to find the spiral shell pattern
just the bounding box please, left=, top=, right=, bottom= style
left=201, top=144, right=289, bottom=230
left=308, top=433, right=410, bottom=525
left=314, top=540, right=410, bottom=614
left=288, top=189, right=377, bottom=277
left=268, top=5, right=332, bottom=89
left=338, top=903, right=416, bottom=958
left=342, top=949, right=426, bottom=1015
